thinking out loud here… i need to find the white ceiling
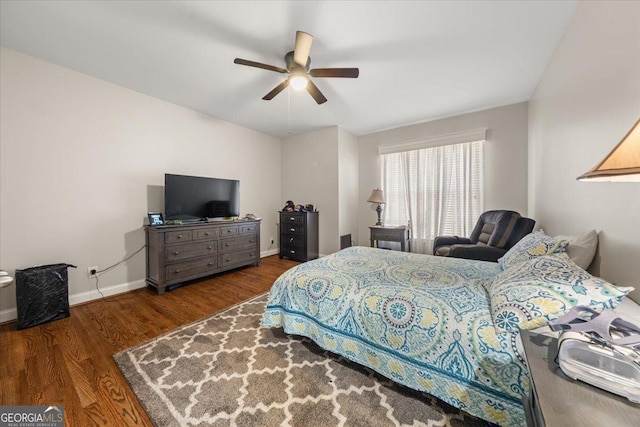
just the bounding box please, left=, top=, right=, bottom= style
left=0, top=1, right=579, bottom=138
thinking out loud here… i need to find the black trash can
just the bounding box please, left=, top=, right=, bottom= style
left=15, top=263, right=76, bottom=330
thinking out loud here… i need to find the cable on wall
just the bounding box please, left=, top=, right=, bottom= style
left=91, top=245, right=146, bottom=298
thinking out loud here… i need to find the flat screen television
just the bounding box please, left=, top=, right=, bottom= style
left=164, top=174, right=240, bottom=221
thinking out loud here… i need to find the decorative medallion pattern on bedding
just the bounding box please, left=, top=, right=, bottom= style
left=487, top=255, right=633, bottom=332
left=263, top=246, right=530, bottom=426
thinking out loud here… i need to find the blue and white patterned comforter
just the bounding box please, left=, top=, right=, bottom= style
left=263, top=246, right=530, bottom=426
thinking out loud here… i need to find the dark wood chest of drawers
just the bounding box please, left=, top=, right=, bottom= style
left=279, top=211, right=319, bottom=262
left=145, top=219, right=260, bottom=294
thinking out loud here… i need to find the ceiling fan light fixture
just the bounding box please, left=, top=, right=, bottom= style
left=234, top=30, right=359, bottom=104
left=289, top=74, right=308, bottom=91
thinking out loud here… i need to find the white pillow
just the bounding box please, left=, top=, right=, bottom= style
left=555, top=230, right=598, bottom=270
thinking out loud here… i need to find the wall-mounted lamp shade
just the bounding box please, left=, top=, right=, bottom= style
left=367, top=189, right=386, bottom=204
left=578, top=118, right=640, bottom=182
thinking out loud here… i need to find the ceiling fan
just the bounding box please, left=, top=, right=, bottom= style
left=234, top=31, right=359, bottom=105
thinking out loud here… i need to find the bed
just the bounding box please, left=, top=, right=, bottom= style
left=262, top=238, right=635, bottom=426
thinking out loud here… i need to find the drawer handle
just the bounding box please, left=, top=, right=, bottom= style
left=204, top=232, right=211, bottom=236
left=226, top=258, right=231, bottom=262
left=290, top=228, right=296, bottom=232
left=225, top=243, right=230, bottom=247
left=250, top=252, right=254, bottom=257
left=289, top=217, right=295, bottom=221
left=249, top=240, right=254, bottom=243
left=289, top=250, right=296, bottom=254
left=207, top=246, right=213, bottom=250
left=173, top=251, right=179, bottom=255
left=289, top=238, right=294, bottom=242
left=208, top=262, right=214, bottom=266
left=227, top=229, right=233, bottom=233
left=174, top=269, right=180, bottom=273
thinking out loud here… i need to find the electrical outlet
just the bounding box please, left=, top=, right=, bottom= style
left=87, top=266, right=98, bottom=278
left=270, top=236, right=274, bottom=245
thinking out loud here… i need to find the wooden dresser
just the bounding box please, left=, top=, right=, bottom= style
left=279, top=211, right=319, bottom=262
left=145, top=219, right=260, bottom=294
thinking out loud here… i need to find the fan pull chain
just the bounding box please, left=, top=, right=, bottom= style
left=287, top=85, right=292, bottom=135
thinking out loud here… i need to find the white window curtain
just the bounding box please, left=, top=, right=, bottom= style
left=381, top=140, right=484, bottom=254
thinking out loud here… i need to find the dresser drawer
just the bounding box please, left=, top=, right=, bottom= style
left=371, top=229, right=406, bottom=241
left=220, top=249, right=258, bottom=267
left=220, top=225, right=239, bottom=237
left=166, top=241, right=218, bottom=261
left=165, top=230, right=193, bottom=244
left=220, top=235, right=257, bottom=252
left=282, top=214, right=304, bottom=224
left=282, top=224, right=305, bottom=235
left=194, top=227, right=219, bottom=240
left=282, top=235, right=304, bottom=246
left=281, top=245, right=304, bottom=260
left=239, top=223, right=258, bottom=235
left=165, top=257, right=217, bottom=281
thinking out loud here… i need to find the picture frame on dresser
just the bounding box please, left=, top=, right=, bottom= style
left=148, top=212, right=164, bottom=226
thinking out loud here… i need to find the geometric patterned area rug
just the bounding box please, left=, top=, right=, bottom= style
left=114, top=293, right=491, bottom=427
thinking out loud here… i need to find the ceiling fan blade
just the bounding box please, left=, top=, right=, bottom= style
left=309, top=68, right=360, bottom=78
left=306, top=80, right=327, bottom=104
left=293, top=31, right=313, bottom=67
left=234, top=58, right=287, bottom=74
left=262, top=80, right=290, bottom=100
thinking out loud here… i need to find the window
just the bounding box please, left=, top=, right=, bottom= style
left=380, top=134, right=484, bottom=254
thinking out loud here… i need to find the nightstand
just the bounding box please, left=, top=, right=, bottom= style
left=369, top=225, right=410, bottom=252
left=520, top=329, right=640, bottom=427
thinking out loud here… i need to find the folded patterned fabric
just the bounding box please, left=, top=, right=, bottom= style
left=487, top=255, right=633, bottom=332
left=498, top=230, right=569, bottom=270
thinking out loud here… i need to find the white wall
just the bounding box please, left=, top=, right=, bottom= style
left=357, top=102, right=529, bottom=247
left=528, top=1, right=640, bottom=301
left=281, top=127, right=339, bottom=255
left=0, top=48, right=282, bottom=320
left=338, top=128, right=359, bottom=243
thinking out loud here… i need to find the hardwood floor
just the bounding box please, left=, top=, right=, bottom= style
left=0, top=255, right=297, bottom=426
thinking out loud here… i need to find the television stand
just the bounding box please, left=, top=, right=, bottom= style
left=145, top=218, right=260, bottom=294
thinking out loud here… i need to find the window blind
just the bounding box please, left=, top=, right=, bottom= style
left=381, top=140, right=484, bottom=253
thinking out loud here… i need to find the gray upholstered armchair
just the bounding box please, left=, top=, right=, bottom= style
left=433, top=210, right=535, bottom=262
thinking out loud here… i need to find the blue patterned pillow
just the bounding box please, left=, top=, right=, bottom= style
left=498, top=231, right=569, bottom=270
left=487, top=255, right=633, bottom=333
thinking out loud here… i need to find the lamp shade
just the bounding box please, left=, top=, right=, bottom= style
left=367, top=189, right=386, bottom=204
left=578, top=118, right=640, bottom=182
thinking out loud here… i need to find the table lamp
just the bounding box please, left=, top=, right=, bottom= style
left=367, top=189, right=386, bottom=226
